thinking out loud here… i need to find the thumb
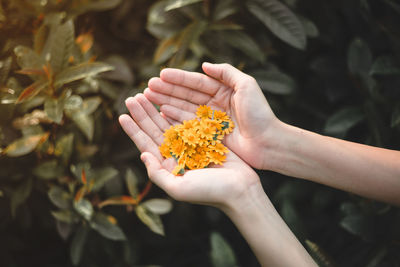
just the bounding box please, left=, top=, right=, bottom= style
left=202, top=62, right=255, bottom=91
left=140, top=152, right=172, bottom=191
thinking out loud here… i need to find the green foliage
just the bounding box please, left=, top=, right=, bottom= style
left=1, top=0, right=400, bottom=266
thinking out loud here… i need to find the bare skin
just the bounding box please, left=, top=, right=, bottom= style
left=119, top=94, right=317, bottom=267
left=145, top=62, right=400, bottom=206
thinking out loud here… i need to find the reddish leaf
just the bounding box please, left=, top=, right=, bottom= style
left=16, top=80, right=48, bottom=103
left=15, top=68, right=45, bottom=76
left=138, top=181, right=152, bottom=202
left=98, top=196, right=138, bottom=208
left=81, top=169, right=87, bottom=185
left=74, top=186, right=87, bottom=203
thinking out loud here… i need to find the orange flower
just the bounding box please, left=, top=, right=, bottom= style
left=196, top=105, right=212, bottom=119
left=159, top=105, right=234, bottom=175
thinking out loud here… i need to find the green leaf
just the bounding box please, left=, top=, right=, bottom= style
left=147, top=0, right=189, bottom=39
left=33, top=159, right=64, bottom=179
left=369, top=56, right=400, bottom=76
left=67, top=111, right=94, bottom=141
left=165, top=0, right=203, bottom=11
left=73, top=199, right=94, bottom=221
left=135, top=204, right=165, bottom=236
left=169, top=20, right=208, bottom=67
left=324, top=107, right=365, bottom=136
left=299, top=16, right=319, bottom=38
left=70, top=225, right=89, bottom=266
left=47, top=19, right=75, bottom=73
left=51, top=210, right=79, bottom=224
left=219, top=30, right=265, bottom=62
left=210, top=232, right=237, bottom=267
left=0, top=57, right=12, bottom=85
left=141, top=199, right=173, bottom=215
left=14, top=46, right=43, bottom=70
left=246, top=0, right=306, bottom=50
left=64, top=95, right=83, bottom=110
left=101, top=55, right=134, bottom=84
left=44, top=97, right=64, bottom=124
left=90, top=167, right=119, bottom=192
left=90, top=212, right=126, bottom=241
left=213, top=0, right=238, bottom=21
left=11, top=178, right=33, bottom=218
left=305, top=240, right=336, bottom=267
left=391, top=104, right=400, bottom=128
left=4, top=133, right=48, bottom=157
left=384, top=0, right=400, bottom=14
left=340, top=214, right=374, bottom=241
left=54, top=62, right=114, bottom=89
left=126, top=168, right=139, bottom=198
left=48, top=186, right=72, bottom=209
left=154, top=35, right=179, bottom=64
left=251, top=69, right=296, bottom=95
left=71, top=0, right=122, bottom=16
left=347, top=38, right=372, bottom=76
left=81, top=96, right=102, bottom=115
left=55, top=133, right=74, bottom=164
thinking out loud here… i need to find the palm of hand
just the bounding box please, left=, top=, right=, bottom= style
left=146, top=64, right=277, bottom=169
left=119, top=94, right=260, bottom=208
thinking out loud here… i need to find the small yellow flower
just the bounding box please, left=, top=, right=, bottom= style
left=159, top=143, right=171, bottom=158
left=196, top=105, right=212, bottom=119
left=213, top=110, right=229, bottom=121
left=159, top=105, right=234, bottom=175
left=207, top=151, right=226, bottom=165
left=170, top=139, right=185, bottom=157
left=181, top=128, right=200, bottom=146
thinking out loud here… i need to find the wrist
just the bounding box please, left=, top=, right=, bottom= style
left=259, top=119, right=296, bottom=172
left=220, top=174, right=317, bottom=267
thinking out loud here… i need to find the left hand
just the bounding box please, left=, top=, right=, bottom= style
left=119, top=93, right=261, bottom=210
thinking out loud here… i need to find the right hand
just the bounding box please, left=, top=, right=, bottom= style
left=145, top=62, right=283, bottom=170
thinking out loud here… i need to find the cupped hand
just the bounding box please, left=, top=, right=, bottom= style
left=119, top=93, right=261, bottom=209
left=145, top=62, right=282, bottom=170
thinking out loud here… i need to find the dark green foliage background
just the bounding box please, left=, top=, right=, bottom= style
left=1, top=0, right=400, bottom=266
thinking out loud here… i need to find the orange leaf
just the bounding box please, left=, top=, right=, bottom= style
left=138, top=181, right=152, bottom=202
left=81, top=169, right=87, bottom=185
left=98, top=196, right=138, bottom=208
left=16, top=81, right=48, bottom=103
left=74, top=186, right=87, bottom=202
left=15, top=69, right=45, bottom=76
left=76, top=32, right=94, bottom=54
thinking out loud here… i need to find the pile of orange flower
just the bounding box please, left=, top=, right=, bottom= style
left=159, top=105, right=234, bottom=175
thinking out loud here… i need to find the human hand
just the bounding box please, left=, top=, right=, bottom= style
left=145, top=62, right=284, bottom=170
left=118, top=93, right=261, bottom=210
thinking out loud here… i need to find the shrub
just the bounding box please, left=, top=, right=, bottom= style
left=1, top=0, right=400, bottom=266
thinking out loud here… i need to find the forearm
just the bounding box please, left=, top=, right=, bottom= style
left=222, top=183, right=316, bottom=267
left=270, top=122, right=400, bottom=205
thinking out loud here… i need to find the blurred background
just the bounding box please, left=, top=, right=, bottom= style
left=0, top=0, right=400, bottom=266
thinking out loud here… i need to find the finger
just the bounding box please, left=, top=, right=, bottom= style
left=160, top=112, right=181, bottom=125
left=144, top=88, right=198, bottom=113
left=148, top=77, right=212, bottom=105
left=141, top=152, right=181, bottom=195
left=159, top=68, right=223, bottom=95
left=125, top=96, right=164, bottom=146
left=202, top=62, right=256, bottom=91
left=118, top=114, right=163, bottom=161
left=160, top=105, right=196, bottom=123
left=135, top=93, right=170, bottom=131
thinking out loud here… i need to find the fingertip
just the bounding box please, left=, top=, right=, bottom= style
left=202, top=62, right=212, bottom=69
left=148, top=77, right=159, bottom=88
left=125, top=96, right=135, bottom=106
left=160, top=68, right=175, bottom=81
